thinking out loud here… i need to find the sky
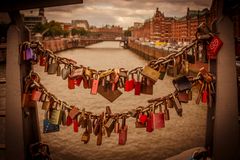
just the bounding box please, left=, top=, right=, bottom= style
left=21, top=0, right=212, bottom=29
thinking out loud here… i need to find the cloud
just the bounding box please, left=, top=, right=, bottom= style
left=21, top=0, right=212, bottom=29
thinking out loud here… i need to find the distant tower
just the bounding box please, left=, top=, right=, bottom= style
left=39, top=8, right=44, bottom=17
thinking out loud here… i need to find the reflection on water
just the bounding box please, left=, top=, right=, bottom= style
left=34, top=41, right=206, bottom=160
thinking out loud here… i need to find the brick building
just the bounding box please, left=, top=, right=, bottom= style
left=90, top=25, right=123, bottom=40
left=131, top=7, right=209, bottom=43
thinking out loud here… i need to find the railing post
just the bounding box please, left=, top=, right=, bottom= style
left=213, top=15, right=239, bottom=160
left=6, top=11, right=40, bottom=160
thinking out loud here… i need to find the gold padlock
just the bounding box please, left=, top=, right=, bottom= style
left=49, top=101, right=63, bottom=125
left=84, top=67, right=93, bottom=78
left=141, top=65, right=160, bottom=82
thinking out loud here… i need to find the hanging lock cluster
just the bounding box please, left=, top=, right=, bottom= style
left=21, top=68, right=214, bottom=145
left=20, top=39, right=202, bottom=103
left=20, top=29, right=218, bottom=145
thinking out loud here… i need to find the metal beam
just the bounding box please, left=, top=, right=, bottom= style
left=0, top=0, right=83, bottom=12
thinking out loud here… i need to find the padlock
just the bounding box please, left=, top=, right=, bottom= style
left=135, top=116, right=147, bottom=128
left=42, top=100, right=51, bottom=111
left=111, top=69, right=120, bottom=91
left=196, top=81, right=205, bottom=104
left=93, top=118, right=101, bottom=136
left=172, top=75, right=192, bottom=92
left=87, top=115, right=93, bottom=134
left=61, top=108, right=67, bottom=126
left=141, top=65, right=160, bottom=82
left=125, top=72, right=135, bottom=92
left=70, top=67, right=84, bottom=78
left=207, top=35, right=223, bottom=59
left=114, top=117, right=120, bottom=133
left=167, top=58, right=177, bottom=77
left=73, top=118, right=79, bottom=132
left=96, top=113, right=104, bottom=146
left=68, top=76, right=75, bottom=89
left=152, top=105, right=165, bottom=129
left=134, top=71, right=141, bottom=95
left=91, top=72, right=99, bottom=95
left=74, top=76, right=82, bottom=87
left=97, top=129, right=103, bottom=146
left=202, top=83, right=208, bottom=103
left=62, top=64, right=71, bottom=80
left=141, top=77, right=153, bottom=95
left=119, top=68, right=128, bottom=78
left=105, top=118, right=115, bottom=137
left=49, top=101, right=63, bottom=125
left=82, top=75, right=89, bottom=89
left=146, top=112, right=154, bottom=132
left=43, top=111, right=60, bottom=133
left=47, top=57, right=58, bottom=74
left=177, top=91, right=189, bottom=103
left=25, top=47, right=34, bottom=60
left=172, top=93, right=183, bottom=117
left=84, top=67, right=93, bottom=78
left=163, top=100, right=170, bottom=120
left=119, top=116, right=128, bottom=145
left=97, top=79, right=122, bottom=102
left=81, top=129, right=90, bottom=144
left=139, top=111, right=148, bottom=124
left=39, top=55, right=47, bottom=66
left=66, top=115, right=73, bottom=126
left=68, top=106, right=80, bottom=119
left=31, top=88, right=42, bottom=101
left=57, top=63, right=61, bottom=76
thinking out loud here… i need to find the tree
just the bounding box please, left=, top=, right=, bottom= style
left=32, top=22, right=47, bottom=34
left=71, top=27, right=88, bottom=36
left=32, top=20, right=67, bottom=37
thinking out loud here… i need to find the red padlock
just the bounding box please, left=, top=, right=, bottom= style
left=68, top=77, right=75, bottom=89
left=39, top=56, right=47, bottom=66
left=73, top=118, right=78, bottom=132
left=134, top=81, right=141, bottom=95
left=139, top=113, right=147, bottom=124
left=66, top=115, right=72, bottom=126
left=153, top=112, right=165, bottom=129
left=207, top=36, right=223, bottom=59
left=146, top=113, right=154, bottom=132
left=75, top=77, right=83, bottom=87
left=134, top=70, right=141, bottom=95
left=202, top=89, right=208, bottom=103
left=31, top=89, right=42, bottom=101
left=125, top=73, right=135, bottom=92
left=119, top=117, right=128, bottom=145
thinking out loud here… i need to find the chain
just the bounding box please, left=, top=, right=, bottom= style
left=24, top=68, right=213, bottom=120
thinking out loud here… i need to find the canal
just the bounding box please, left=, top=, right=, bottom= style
left=32, top=41, right=207, bottom=160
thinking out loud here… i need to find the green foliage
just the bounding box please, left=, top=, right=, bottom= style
left=32, top=20, right=69, bottom=37
left=71, top=28, right=88, bottom=36
left=32, top=22, right=47, bottom=34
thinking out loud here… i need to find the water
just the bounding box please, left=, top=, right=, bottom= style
left=34, top=41, right=207, bottom=160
